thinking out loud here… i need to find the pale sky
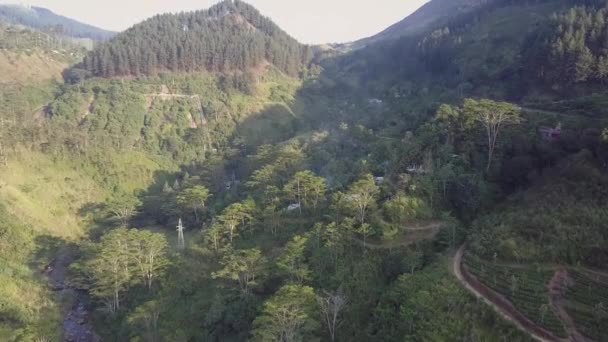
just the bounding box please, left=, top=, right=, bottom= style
left=0, top=0, right=429, bottom=44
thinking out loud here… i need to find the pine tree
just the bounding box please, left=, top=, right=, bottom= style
left=597, top=54, right=608, bottom=81
left=77, top=0, right=310, bottom=78
left=575, top=46, right=595, bottom=82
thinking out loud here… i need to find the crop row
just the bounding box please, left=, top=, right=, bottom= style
left=566, top=270, right=608, bottom=308
left=566, top=304, right=608, bottom=342
left=463, top=253, right=567, bottom=337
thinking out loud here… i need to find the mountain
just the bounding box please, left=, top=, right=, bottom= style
left=0, top=20, right=90, bottom=87
left=1, top=0, right=608, bottom=341
left=333, top=0, right=608, bottom=105
left=79, top=0, right=311, bottom=77
left=0, top=4, right=115, bottom=41
left=355, top=0, right=490, bottom=46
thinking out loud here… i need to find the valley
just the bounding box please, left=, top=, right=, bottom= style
left=0, top=0, right=607, bottom=341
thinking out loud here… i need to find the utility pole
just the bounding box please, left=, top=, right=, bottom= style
left=177, top=218, right=185, bottom=250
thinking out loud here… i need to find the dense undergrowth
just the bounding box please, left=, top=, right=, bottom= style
left=1, top=0, right=608, bottom=341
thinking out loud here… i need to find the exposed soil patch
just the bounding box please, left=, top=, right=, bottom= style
left=548, top=270, right=588, bottom=342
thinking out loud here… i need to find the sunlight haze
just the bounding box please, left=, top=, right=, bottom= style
left=0, top=0, right=429, bottom=43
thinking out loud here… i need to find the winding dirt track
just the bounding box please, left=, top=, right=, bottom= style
left=352, top=222, right=443, bottom=250
left=452, top=245, right=559, bottom=342
left=547, top=271, right=587, bottom=342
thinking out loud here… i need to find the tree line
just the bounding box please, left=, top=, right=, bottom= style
left=536, top=4, right=608, bottom=84
left=78, top=0, right=312, bottom=78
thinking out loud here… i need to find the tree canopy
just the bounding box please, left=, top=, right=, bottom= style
left=78, top=0, right=311, bottom=77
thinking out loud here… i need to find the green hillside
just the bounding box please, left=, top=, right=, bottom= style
left=0, top=0, right=607, bottom=341
left=356, top=0, right=488, bottom=46
left=78, top=0, right=311, bottom=77
left=0, top=4, right=114, bottom=41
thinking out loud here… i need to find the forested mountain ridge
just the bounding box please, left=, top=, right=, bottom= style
left=332, top=0, right=608, bottom=109
left=0, top=4, right=114, bottom=41
left=356, top=0, right=490, bottom=46
left=79, top=0, right=312, bottom=78
left=0, top=0, right=607, bottom=341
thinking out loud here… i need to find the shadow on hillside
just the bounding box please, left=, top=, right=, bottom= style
left=30, top=235, right=79, bottom=276
left=124, top=63, right=370, bottom=231
left=235, top=103, right=300, bottom=149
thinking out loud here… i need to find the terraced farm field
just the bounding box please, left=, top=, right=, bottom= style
left=564, top=270, right=608, bottom=341
left=462, top=253, right=568, bottom=339
left=461, top=250, right=608, bottom=342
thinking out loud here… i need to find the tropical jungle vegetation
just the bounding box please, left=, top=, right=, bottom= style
left=0, top=0, right=607, bottom=341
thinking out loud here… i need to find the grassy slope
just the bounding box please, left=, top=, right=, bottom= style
left=0, top=63, right=301, bottom=339
left=0, top=149, right=175, bottom=340
left=0, top=150, right=102, bottom=237
left=0, top=201, right=62, bottom=341
left=0, top=51, right=67, bottom=85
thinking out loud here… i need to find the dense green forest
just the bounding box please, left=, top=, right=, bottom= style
left=0, top=0, right=607, bottom=341
left=78, top=0, right=312, bottom=78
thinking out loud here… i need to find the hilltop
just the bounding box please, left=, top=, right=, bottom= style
left=78, top=0, right=311, bottom=78
left=0, top=4, right=114, bottom=41
left=0, top=0, right=607, bottom=341
left=356, top=0, right=488, bottom=46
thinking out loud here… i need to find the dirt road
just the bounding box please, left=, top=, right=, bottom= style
left=452, top=245, right=559, bottom=342
left=352, top=222, right=443, bottom=250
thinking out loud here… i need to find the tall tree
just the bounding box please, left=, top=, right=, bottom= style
left=205, top=222, right=224, bottom=253
left=176, top=185, right=210, bottom=221
left=107, top=195, right=140, bottom=226
left=218, top=202, right=254, bottom=242
left=317, top=290, right=347, bottom=342
left=252, top=285, right=320, bottom=342
left=344, top=174, right=379, bottom=224
left=285, top=171, right=327, bottom=211
left=130, top=230, right=169, bottom=290
left=212, top=248, right=267, bottom=293
left=84, top=228, right=132, bottom=313
left=81, top=228, right=170, bottom=313
left=128, top=300, right=161, bottom=342
left=463, top=99, right=521, bottom=172
left=82, top=228, right=132, bottom=312
left=276, top=235, right=311, bottom=284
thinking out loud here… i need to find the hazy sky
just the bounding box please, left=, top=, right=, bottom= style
left=0, top=0, right=429, bottom=43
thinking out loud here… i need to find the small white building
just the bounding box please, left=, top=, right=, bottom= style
left=368, top=98, right=383, bottom=106
left=287, top=203, right=301, bottom=211
left=406, top=165, right=428, bottom=174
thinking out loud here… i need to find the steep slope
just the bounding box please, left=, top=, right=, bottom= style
left=0, top=4, right=114, bottom=41
left=0, top=51, right=67, bottom=85
left=2, top=0, right=608, bottom=341
left=340, top=1, right=608, bottom=339
left=329, top=0, right=607, bottom=112
left=79, top=0, right=311, bottom=77
left=0, top=23, right=87, bottom=85
left=355, top=0, right=490, bottom=46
